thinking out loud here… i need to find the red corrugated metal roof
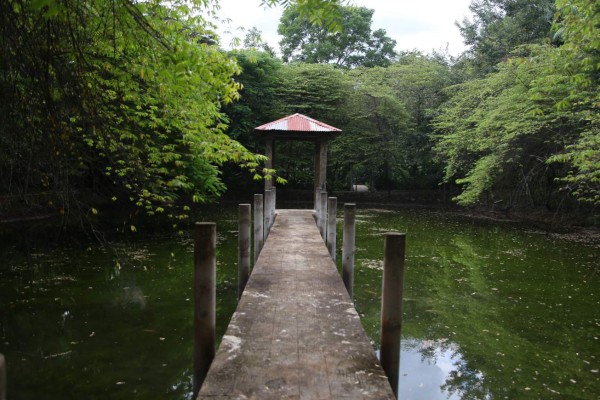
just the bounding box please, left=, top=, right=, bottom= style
left=255, top=113, right=341, bottom=132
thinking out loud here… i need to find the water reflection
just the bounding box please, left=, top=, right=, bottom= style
left=398, top=337, right=489, bottom=400
left=1, top=207, right=598, bottom=399
left=356, top=209, right=600, bottom=400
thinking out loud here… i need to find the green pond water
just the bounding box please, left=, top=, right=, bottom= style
left=0, top=207, right=598, bottom=399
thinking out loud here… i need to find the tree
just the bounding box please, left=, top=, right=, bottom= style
left=0, top=0, right=344, bottom=229
left=272, top=63, right=353, bottom=188
left=332, top=82, right=414, bottom=191
left=278, top=5, right=396, bottom=68
left=433, top=44, right=592, bottom=208
left=534, top=0, right=600, bottom=205
left=343, top=55, right=453, bottom=189
left=220, top=50, right=283, bottom=192
left=457, top=0, right=556, bottom=74
left=242, top=27, right=276, bottom=56
left=1, top=0, right=257, bottom=228
left=434, top=0, right=599, bottom=208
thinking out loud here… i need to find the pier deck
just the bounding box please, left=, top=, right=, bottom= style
left=197, top=209, right=394, bottom=399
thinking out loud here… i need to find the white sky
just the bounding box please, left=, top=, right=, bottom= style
left=213, top=0, right=474, bottom=57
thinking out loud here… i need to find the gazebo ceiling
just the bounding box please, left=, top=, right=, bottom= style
left=254, top=113, right=341, bottom=140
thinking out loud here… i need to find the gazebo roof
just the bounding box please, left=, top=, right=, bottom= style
left=255, top=113, right=341, bottom=140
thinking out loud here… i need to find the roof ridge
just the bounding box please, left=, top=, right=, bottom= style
left=255, top=113, right=341, bottom=132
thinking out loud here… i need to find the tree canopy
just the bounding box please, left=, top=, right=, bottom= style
left=434, top=0, right=599, bottom=207
left=278, top=4, right=396, bottom=68
left=1, top=0, right=598, bottom=230
left=457, top=0, right=556, bottom=74
left=0, top=0, right=345, bottom=230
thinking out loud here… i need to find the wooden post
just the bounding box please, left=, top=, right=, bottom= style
left=342, top=203, right=356, bottom=298
left=253, top=194, right=264, bottom=263
left=238, top=204, right=251, bottom=299
left=0, top=353, right=5, bottom=400
left=319, top=191, right=327, bottom=240
left=380, top=232, right=406, bottom=398
left=264, top=189, right=272, bottom=239
left=193, top=222, right=216, bottom=397
left=326, top=197, right=337, bottom=261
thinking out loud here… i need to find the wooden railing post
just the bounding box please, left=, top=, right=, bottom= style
left=0, top=353, right=6, bottom=400
left=326, top=197, right=337, bottom=261
left=319, top=191, right=327, bottom=240
left=380, top=232, right=406, bottom=398
left=342, top=203, right=356, bottom=298
left=193, top=222, right=216, bottom=397
left=238, top=204, right=251, bottom=299
left=253, top=194, right=264, bottom=263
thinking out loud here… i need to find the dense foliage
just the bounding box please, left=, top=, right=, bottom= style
left=221, top=0, right=598, bottom=213
left=278, top=4, right=396, bottom=68
left=435, top=0, right=599, bottom=207
left=457, top=0, right=556, bottom=75
left=1, top=0, right=597, bottom=229
left=0, top=0, right=342, bottom=230
left=0, top=0, right=262, bottom=230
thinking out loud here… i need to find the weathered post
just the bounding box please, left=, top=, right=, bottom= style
left=326, top=197, right=337, bottom=261
left=264, top=189, right=272, bottom=239
left=271, top=187, right=277, bottom=229
left=315, top=193, right=322, bottom=232
left=253, top=194, right=264, bottom=263
left=319, top=191, right=327, bottom=239
left=342, top=203, right=356, bottom=298
left=0, top=353, right=6, bottom=400
left=380, top=232, right=406, bottom=398
left=238, top=204, right=251, bottom=299
left=193, top=222, right=216, bottom=397
left=268, top=188, right=274, bottom=230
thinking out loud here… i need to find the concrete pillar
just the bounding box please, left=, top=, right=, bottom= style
left=264, top=137, right=274, bottom=190
left=253, top=194, right=264, bottom=263
left=193, top=222, right=216, bottom=397
left=380, top=232, right=406, bottom=398
left=314, top=140, right=329, bottom=209
left=319, top=141, right=328, bottom=192
left=342, top=203, right=356, bottom=298
left=238, top=204, right=251, bottom=299
left=314, top=141, right=321, bottom=209
left=319, top=191, right=327, bottom=240
left=0, top=353, right=6, bottom=400
left=326, top=197, right=337, bottom=261
left=271, top=187, right=277, bottom=229
left=264, top=189, right=272, bottom=239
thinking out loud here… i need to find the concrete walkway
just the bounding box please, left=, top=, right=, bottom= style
left=197, top=209, right=394, bottom=399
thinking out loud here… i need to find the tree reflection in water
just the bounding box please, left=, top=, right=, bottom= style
left=397, top=338, right=490, bottom=400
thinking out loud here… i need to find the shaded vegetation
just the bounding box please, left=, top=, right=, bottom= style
left=1, top=0, right=598, bottom=232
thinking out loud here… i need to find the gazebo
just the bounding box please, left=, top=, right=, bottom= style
left=254, top=113, right=342, bottom=208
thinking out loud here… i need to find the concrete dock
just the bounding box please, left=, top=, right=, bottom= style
left=197, top=209, right=395, bottom=399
